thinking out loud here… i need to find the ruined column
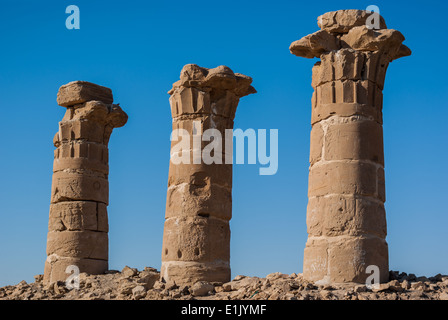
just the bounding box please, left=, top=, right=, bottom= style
left=44, top=81, right=128, bottom=284
left=289, top=10, right=411, bottom=284
left=161, top=64, right=256, bottom=285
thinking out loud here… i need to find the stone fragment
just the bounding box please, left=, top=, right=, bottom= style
left=118, top=279, right=135, bottom=295
left=189, top=281, right=215, bottom=297
left=388, top=280, right=404, bottom=292
left=137, top=271, right=160, bottom=290
left=222, top=282, right=232, bottom=292
left=165, top=280, right=178, bottom=291
left=411, top=282, right=425, bottom=291
left=57, top=81, right=113, bottom=107
left=121, top=266, right=138, bottom=278
left=401, top=280, right=411, bottom=290
left=132, top=286, right=146, bottom=300
left=289, top=30, right=339, bottom=58
left=341, top=26, right=407, bottom=57
left=372, top=283, right=390, bottom=292
left=440, top=292, right=448, bottom=300
left=354, top=285, right=367, bottom=293
left=416, top=276, right=429, bottom=282
left=317, top=9, right=387, bottom=33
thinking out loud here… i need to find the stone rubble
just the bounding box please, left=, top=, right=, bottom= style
left=1, top=269, right=447, bottom=300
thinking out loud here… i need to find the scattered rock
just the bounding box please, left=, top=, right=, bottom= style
left=137, top=271, right=159, bottom=290
left=222, top=283, right=232, bottom=292
left=165, top=280, right=177, bottom=291
left=266, top=272, right=288, bottom=281
left=121, top=266, right=138, bottom=278
left=354, top=285, right=367, bottom=293
left=132, top=286, right=146, bottom=300
left=189, top=281, right=214, bottom=297
left=388, top=280, right=403, bottom=292
left=1, top=269, right=446, bottom=300
left=411, top=282, right=425, bottom=291
left=417, top=276, right=429, bottom=282
left=372, top=283, right=390, bottom=292
left=401, top=280, right=411, bottom=290
left=153, top=281, right=165, bottom=290
left=179, top=285, right=190, bottom=295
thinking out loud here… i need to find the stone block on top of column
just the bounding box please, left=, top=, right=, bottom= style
left=290, top=9, right=410, bottom=62
left=57, top=81, right=114, bottom=107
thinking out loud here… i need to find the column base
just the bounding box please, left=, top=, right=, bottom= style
left=43, top=255, right=108, bottom=285
left=161, top=260, right=230, bottom=285
left=303, top=235, right=389, bottom=284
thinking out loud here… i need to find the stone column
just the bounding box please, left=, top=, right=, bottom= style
left=289, top=10, right=411, bottom=284
left=44, top=81, right=128, bottom=284
left=161, top=64, right=255, bottom=285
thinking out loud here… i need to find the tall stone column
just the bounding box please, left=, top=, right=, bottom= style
left=161, top=64, right=255, bottom=285
left=290, top=10, right=411, bottom=284
left=44, top=81, right=128, bottom=284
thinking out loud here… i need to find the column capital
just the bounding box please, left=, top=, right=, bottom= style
left=57, top=81, right=127, bottom=129
left=168, top=64, right=256, bottom=97
left=290, top=9, right=411, bottom=62
left=168, top=64, right=256, bottom=120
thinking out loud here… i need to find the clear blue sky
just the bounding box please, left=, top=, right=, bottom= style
left=0, top=0, right=447, bottom=287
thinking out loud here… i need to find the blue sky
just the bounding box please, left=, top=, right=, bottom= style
left=0, top=0, right=447, bottom=287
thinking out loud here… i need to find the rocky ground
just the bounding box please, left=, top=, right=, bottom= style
left=1, top=267, right=448, bottom=300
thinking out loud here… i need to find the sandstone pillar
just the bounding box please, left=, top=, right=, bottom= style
left=44, top=81, right=128, bottom=284
left=161, top=64, right=255, bottom=285
left=289, top=10, right=411, bottom=284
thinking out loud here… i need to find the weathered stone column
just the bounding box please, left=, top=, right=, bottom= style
left=44, top=81, right=128, bottom=284
left=161, top=64, right=255, bottom=285
left=290, top=10, right=411, bottom=284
